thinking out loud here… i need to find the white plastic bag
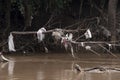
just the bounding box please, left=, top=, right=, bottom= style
left=37, top=27, right=46, bottom=42
left=8, top=33, right=16, bottom=51
left=84, top=29, right=92, bottom=39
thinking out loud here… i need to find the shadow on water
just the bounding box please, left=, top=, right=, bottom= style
left=0, top=53, right=120, bottom=80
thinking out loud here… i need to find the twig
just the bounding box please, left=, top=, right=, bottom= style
left=11, top=29, right=78, bottom=35
left=0, top=42, right=7, bottom=48
left=98, top=44, right=117, bottom=58
left=89, top=49, right=101, bottom=56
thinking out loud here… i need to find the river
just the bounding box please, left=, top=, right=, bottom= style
left=0, top=53, right=120, bottom=80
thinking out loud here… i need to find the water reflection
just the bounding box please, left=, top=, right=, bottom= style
left=108, top=71, right=112, bottom=80
left=36, top=61, right=76, bottom=80
left=8, top=61, right=15, bottom=80
left=0, top=60, right=15, bottom=80
left=37, top=72, right=44, bottom=80
left=0, top=62, right=8, bottom=69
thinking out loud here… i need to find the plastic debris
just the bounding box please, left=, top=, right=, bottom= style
left=52, top=28, right=64, bottom=40
left=61, top=33, right=73, bottom=49
left=81, top=42, right=85, bottom=47
left=84, top=29, right=92, bottom=39
left=85, top=46, right=91, bottom=50
left=8, top=33, right=16, bottom=51
left=37, top=27, right=46, bottom=42
left=52, top=31, right=62, bottom=40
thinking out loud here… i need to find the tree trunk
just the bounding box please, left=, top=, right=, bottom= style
left=79, top=0, right=83, bottom=19
left=108, top=0, right=118, bottom=41
left=23, top=0, right=32, bottom=30
left=3, top=0, right=11, bottom=37
left=1, top=0, right=11, bottom=51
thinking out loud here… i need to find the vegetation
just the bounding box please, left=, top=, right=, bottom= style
left=0, top=0, right=119, bottom=53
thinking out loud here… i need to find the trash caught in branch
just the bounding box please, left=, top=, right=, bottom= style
left=37, top=27, right=46, bottom=42
left=84, top=29, right=92, bottom=39
left=8, top=33, right=16, bottom=52
left=52, top=28, right=64, bottom=41
left=61, top=33, right=73, bottom=50
left=61, top=33, right=75, bottom=58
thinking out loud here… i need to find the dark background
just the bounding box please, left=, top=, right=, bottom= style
left=0, top=0, right=120, bottom=53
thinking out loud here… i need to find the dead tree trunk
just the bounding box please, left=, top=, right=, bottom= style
left=108, top=0, right=118, bottom=41
left=3, top=0, right=11, bottom=37
left=22, top=0, right=32, bottom=30
left=2, top=0, right=11, bottom=51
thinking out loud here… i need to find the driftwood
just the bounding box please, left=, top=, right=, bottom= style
left=9, top=28, right=80, bottom=53
left=11, top=29, right=78, bottom=35
left=75, top=64, right=120, bottom=73
left=5, top=26, right=120, bottom=58
left=71, top=40, right=119, bottom=57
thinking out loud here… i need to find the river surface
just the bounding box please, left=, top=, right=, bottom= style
left=0, top=53, right=120, bottom=80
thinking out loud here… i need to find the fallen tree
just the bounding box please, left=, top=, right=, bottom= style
left=6, top=26, right=120, bottom=58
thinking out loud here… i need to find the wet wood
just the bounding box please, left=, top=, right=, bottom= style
left=11, top=29, right=78, bottom=35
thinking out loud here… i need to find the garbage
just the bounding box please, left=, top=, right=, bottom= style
left=37, top=27, right=46, bottom=42
left=8, top=33, right=16, bottom=51
left=52, top=28, right=64, bottom=41
left=84, top=29, right=92, bottom=39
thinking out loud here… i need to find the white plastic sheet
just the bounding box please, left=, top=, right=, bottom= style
left=81, top=42, right=85, bottom=47
left=61, top=33, right=73, bottom=44
left=61, top=33, right=73, bottom=50
left=52, top=31, right=62, bottom=40
left=8, top=33, right=16, bottom=51
left=84, top=29, right=92, bottom=39
left=37, top=27, right=46, bottom=42
left=52, top=29, right=64, bottom=40
left=85, top=46, right=91, bottom=50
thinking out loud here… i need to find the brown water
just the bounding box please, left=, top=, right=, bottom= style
left=0, top=53, right=120, bottom=80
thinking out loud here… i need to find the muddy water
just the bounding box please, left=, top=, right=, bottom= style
left=0, top=53, right=120, bottom=80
